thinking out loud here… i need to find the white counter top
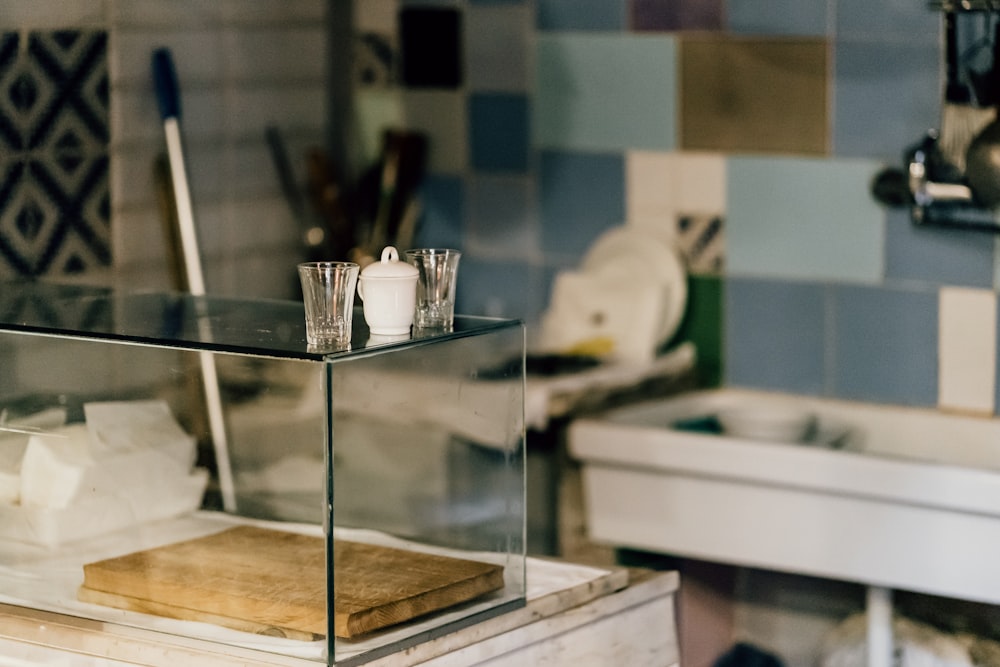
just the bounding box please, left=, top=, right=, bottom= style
left=0, top=565, right=677, bottom=667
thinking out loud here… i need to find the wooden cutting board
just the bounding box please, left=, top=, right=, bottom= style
left=78, top=525, right=505, bottom=640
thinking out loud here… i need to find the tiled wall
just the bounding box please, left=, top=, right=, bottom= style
left=356, top=0, right=1000, bottom=417
left=5, top=0, right=997, bottom=416
left=0, top=0, right=327, bottom=297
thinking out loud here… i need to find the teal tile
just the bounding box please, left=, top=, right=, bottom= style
left=534, top=34, right=676, bottom=151
left=537, top=0, right=627, bottom=31
left=726, top=156, right=885, bottom=283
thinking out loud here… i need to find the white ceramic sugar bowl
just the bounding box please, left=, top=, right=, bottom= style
left=358, top=246, right=419, bottom=335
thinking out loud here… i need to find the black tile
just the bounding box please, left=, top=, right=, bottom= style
left=400, top=7, right=463, bottom=89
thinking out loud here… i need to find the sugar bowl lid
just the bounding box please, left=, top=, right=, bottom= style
left=361, top=246, right=418, bottom=278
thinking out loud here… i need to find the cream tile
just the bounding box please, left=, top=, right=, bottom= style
left=938, top=287, right=997, bottom=415
left=113, top=1, right=224, bottom=28
left=220, top=0, right=325, bottom=24
left=356, top=0, right=398, bottom=33
left=109, top=147, right=158, bottom=210
left=222, top=27, right=326, bottom=81
left=626, top=150, right=726, bottom=243
left=113, top=29, right=224, bottom=86
left=111, top=86, right=226, bottom=144
left=355, top=90, right=406, bottom=164
left=1, top=1, right=106, bottom=28
left=676, top=152, right=726, bottom=212
left=626, top=150, right=676, bottom=223
left=226, top=87, right=326, bottom=136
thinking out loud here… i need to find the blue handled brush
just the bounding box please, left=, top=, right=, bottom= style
left=152, top=47, right=236, bottom=513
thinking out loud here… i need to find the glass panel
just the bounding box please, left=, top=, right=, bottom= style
left=0, top=282, right=525, bottom=666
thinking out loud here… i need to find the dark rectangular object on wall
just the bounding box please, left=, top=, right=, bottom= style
left=400, top=7, right=462, bottom=88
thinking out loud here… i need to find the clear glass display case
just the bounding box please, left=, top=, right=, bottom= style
left=0, top=281, right=526, bottom=666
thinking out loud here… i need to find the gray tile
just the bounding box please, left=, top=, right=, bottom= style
left=724, top=277, right=827, bottom=395
left=455, top=256, right=547, bottom=322
left=469, top=175, right=538, bottom=258
left=414, top=174, right=465, bottom=250
left=885, top=208, right=995, bottom=289
left=836, top=0, right=938, bottom=40
left=832, top=284, right=938, bottom=406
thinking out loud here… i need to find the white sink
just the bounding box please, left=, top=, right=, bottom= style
left=569, top=388, right=1000, bottom=605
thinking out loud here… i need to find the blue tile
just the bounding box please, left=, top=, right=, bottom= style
left=632, top=0, right=723, bottom=31
left=469, top=176, right=538, bottom=257
left=535, top=34, right=676, bottom=152
left=469, top=93, right=530, bottom=172
left=455, top=257, right=547, bottom=322
left=537, top=0, right=626, bottom=31
left=414, top=175, right=465, bottom=249
left=538, top=151, right=625, bottom=258
left=726, top=156, right=885, bottom=283
left=836, top=0, right=938, bottom=40
left=833, top=39, right=940, bottom=161
left=727, top=0, right=827, bottom=35
left=724, top=278, right=827, bottom=395
left=831, top=284, right=938, bottom=407
left=885, top=207, right=994, bottom=288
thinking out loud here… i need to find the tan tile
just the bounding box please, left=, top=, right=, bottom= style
left=680, top=35, right=829, bottom=155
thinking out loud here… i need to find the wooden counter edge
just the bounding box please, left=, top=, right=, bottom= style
left=0, top=566, right=679, bottom=667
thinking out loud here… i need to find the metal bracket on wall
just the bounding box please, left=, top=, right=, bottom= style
left=908, top=138, right=1000, bottom=232
left=871, top=132, right=1000, bottom=233
left=929, top=1, right=1000, bottom=12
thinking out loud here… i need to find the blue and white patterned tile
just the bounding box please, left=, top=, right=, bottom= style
left=0, top=30, right=110, bottom=278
